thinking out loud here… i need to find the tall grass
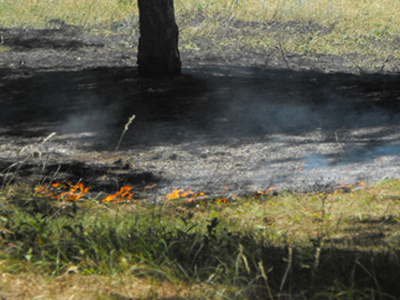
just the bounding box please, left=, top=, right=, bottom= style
left=2, top=0, right=400, bottom=34
left=2, top=181, right=400, bottom=298
left=0, top=0, right=138, bottom=30
left=1, top=0, right=399, bottom=65
left=175, top=0, right=400, bottom=64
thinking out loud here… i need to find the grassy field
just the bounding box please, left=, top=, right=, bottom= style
left=1, top=180, right=400, bottom=298
left=1, top=0, right=400, bottom=69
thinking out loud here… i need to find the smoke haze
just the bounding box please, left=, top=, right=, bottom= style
left=1, top=65, right=400, bottom=193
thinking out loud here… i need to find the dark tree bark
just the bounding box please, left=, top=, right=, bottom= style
left=137, top=0, right=181, bottom=77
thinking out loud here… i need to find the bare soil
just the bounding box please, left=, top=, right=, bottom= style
left=1, top=26, right=400, bottom=198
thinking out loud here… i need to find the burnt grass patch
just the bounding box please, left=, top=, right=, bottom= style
left=1, top=26, right=400, bottom=298
left=1, top=63, right=400, bottom=194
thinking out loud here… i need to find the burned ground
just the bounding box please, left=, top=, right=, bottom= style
left=1, top=26, right=400, bottom=197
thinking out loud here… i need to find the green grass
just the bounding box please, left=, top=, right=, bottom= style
left=1, top=0, right=400, bottom=70
left=1, top=181, right=400, bottom=298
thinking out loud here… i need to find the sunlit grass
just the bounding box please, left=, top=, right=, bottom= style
left=1, top=0, right=399, bottom=62
left=1, top=180, right=400, bottom=298
left=177, top=0, right=400, bottom=69
left=3, top=0, right=400, bottom=32
left=0, top=0, right=138, bottom=30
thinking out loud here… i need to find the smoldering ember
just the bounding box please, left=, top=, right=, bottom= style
left=1, top=27, right=400, bottom=200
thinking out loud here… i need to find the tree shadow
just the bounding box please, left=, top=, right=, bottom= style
left=1, top=64, right=400, bottom=175
left=0, top=26, right=104, bottom=51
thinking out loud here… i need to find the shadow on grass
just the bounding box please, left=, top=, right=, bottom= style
left=2, top=197, right=400, bottom=299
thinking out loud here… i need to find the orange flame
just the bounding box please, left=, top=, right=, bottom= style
left=34, top=185, right=56, bottom=199
left=166, top=189, right=208, bottom=203
left=166, top=189, right=183, bottom=200
left=102, top=185, right=134, bottom=203
left=181, top=189, right=195, bottom=198
left=52, top=182, right=67, bottom=189
left=253, top=187, right=277, bottom=199
left=144, top=183, right=158, bottom=190
left=216, top=197, right=230, bottom=204
left=58, top=182, right=91, bottom=201
left=35, top=182, right=244, bottom=205
left=35, top=182, right=90, bottom=201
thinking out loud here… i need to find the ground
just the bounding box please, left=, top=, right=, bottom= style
left=1, top=25, right=400, bottom=199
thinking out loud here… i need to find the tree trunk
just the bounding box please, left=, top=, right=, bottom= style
left=137, top=0, right=181, bottom=77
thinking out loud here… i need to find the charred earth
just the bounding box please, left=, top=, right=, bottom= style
left=1, top=26, right=400, bottom=199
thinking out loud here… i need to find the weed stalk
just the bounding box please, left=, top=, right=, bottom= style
left=115, top=114, right=135, bottom=151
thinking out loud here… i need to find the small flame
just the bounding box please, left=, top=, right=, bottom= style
left=253, top=187, right=277, bottom=199
left=166, top=189, right=208, bottom=203
left=58, top=182, right=91, bottom=201
left=35, top=182, right=90, bottom=201
left=102, top=185, right=134, bottom=203
left=35, top=182, right=244, bottom=205
left=166, top=189, right=183, bottom=200
left=216, top=197, right=230, bottom=204
left=52, top=182, right=66, bottom=188
left=144, top=183, right=158, bottom=190
left=34, top=185, right=56, bottom=199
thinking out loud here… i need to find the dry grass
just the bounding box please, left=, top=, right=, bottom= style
left=1, top=180, right=400, bottom=298
left=168, top=180, right=400, bottom=251
left=175, top=0, right=400, bottom=67
left=9, top=0, right=398, bottom=33
left=0, top=268, right=218, bottom=299
left=2, top=0, right=399, bottom=31
left=233, top=182, right=400, bottom=250
left=0, top=0, right=138, bottom=30
left=177, top=0, right=400, bottom=28
left=1, top=0, right=400, bottom=62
